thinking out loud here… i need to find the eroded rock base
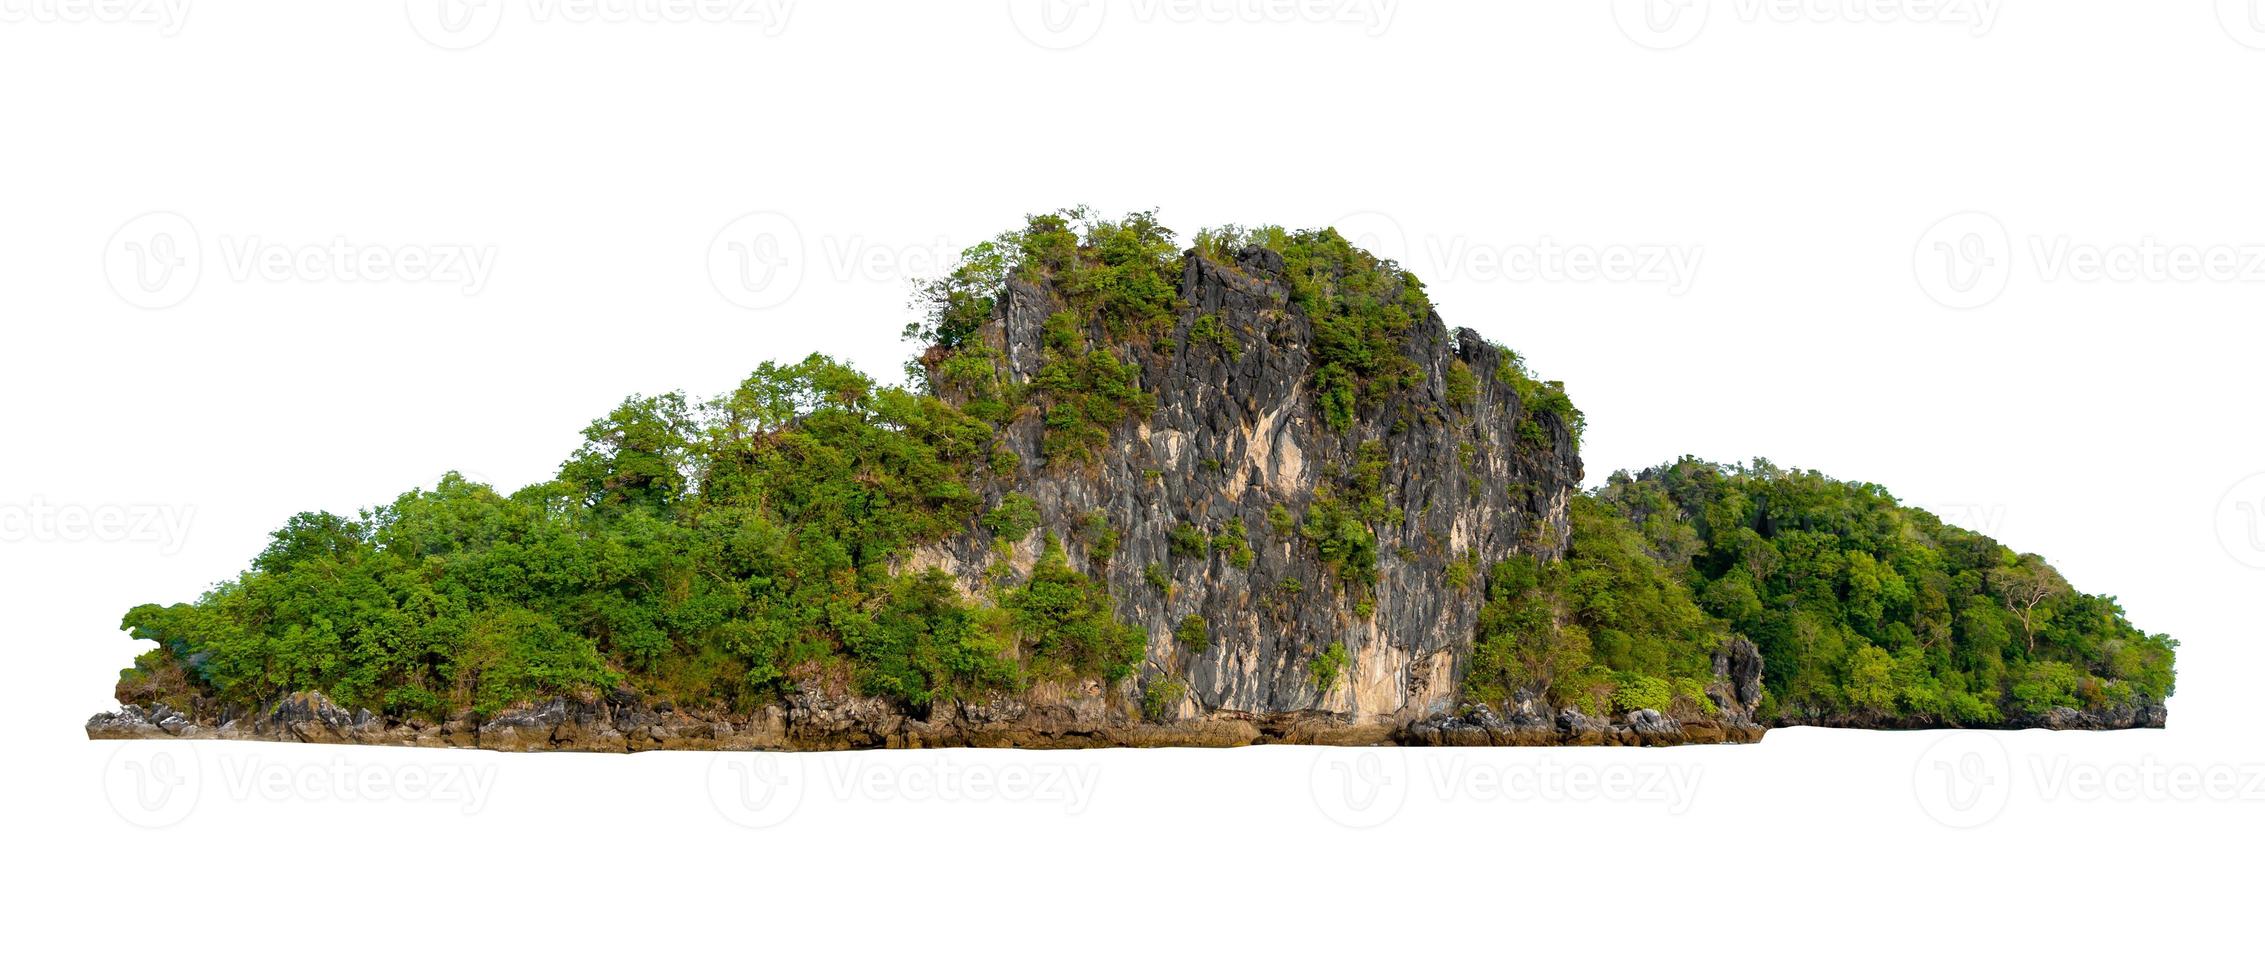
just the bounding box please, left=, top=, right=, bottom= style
left=86, top=691, right=1772, bottom=752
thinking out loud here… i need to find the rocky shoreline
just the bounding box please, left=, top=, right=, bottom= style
left=86, top=689, right=1775, bottom=752
left=86, top=688, right=2163, bottom=752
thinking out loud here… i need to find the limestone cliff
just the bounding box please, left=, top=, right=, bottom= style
left=910, top=247, right=1581, bottom=733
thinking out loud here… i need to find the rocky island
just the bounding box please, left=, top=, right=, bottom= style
left=87, top=209, right=2175, bottom=750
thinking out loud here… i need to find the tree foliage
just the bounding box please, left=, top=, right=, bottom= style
left=1593, top=459, right=2175, bottom=725
left=116, top=354, right=1146, bottom=719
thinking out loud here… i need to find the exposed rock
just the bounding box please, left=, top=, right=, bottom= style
left=910, top=250, right=1582, bottom=734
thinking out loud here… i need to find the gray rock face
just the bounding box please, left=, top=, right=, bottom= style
left=1711, top=636, right=1766, bottom=727
left=911, top=249, right=1582, bottom=729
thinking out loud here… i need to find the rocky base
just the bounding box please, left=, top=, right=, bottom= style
left=86, top=691, right=1774, bottom=752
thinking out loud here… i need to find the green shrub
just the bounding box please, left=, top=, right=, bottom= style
left=1169, top=522, right=1209, bottom=561
left=1445, top=359, right=1477, bottom=409
left=1174, top=615, right=1208, bottom=651
left=1309, top=642, right=1350, bottom=693
left=1188, top=313, right=1243, bottom=359
left=1078, top=510, right=1119, bottom=566
left=1214, top=517, right=1254, bottom=570
left=982, top=492, right=1042, bottom=540
left=1004, top=535, right=1146, bottom=684
left=1142, top=676, right=1189, bottom=722
left=1144, top=562, right=1172, bottom=592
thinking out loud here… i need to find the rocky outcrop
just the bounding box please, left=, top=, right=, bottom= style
left=912, top=248, right=1582, bottom=731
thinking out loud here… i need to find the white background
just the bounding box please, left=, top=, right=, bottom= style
left=4, top=2, right=2262, bottom=975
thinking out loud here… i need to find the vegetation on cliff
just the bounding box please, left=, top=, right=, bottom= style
left=108, top=208, right=2170, bottom=732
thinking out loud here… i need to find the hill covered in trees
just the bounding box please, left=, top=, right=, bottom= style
left=91, top=208, right=2172, bottom=749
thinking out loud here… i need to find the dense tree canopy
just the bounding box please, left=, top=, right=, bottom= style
left=1591, top=459, right=2175, bottom=724
left=118, top=353, right=1138, bottom=719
